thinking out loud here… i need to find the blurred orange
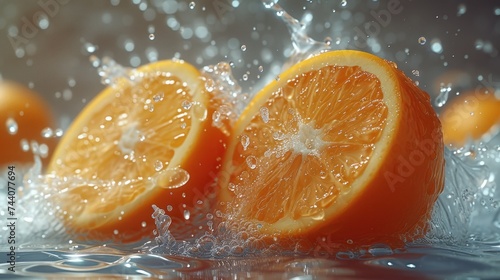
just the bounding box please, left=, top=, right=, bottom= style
left=0, top=80, right=57, bottom=166
left=440, top=88, right=500, bottom=146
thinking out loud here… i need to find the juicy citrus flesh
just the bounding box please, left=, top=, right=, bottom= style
left=48, top=60, right=227, bottom=242
left=440, top=88, right=500, bottom=146
left=219, top=50, right=445, bottom=248
left=0, top=81, right=57, bottom=166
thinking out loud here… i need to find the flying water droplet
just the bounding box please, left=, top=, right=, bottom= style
left=324, top=37, right=332, bottom=46
left=435, top=83, right=452, bottom=107
left=241, top=44, right=247, bottom=51
left=418, top=36, right=427, bottom=45
left=457, top=4, right=467, bottom=16
left=6, top=118, right=18, bottom=135
left=188, top=1, right=196, bottom=9
left=262, top=0, right=278, bottom=9
left=83, top=42, right=98, bottom=54
left=20, top=139, right=29, bottom=151
left=41, top=127, right=54, bottom=138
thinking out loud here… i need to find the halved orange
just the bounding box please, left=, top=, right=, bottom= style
left=440, top=88, right=500, bottom=147
left=47, top=60, right=227, bottom=243
left=218, top=50, right=445, bottom=249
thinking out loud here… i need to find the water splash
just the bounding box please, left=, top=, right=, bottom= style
left=435, top=83, right=452, bottom=107
left=262, top=0, right=331, bottom=70
left=92, top=56, right=142, bottom=86
left=426, top=146, right=500, bottom=245
left=0, top=157, right=67, bottom=247
left=202, top=62, right=249, bottom=134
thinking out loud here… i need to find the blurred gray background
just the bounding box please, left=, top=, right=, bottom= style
left=1, top=0, right=499, bottom=128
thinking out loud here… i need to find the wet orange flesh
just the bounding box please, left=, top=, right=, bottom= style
left=55, top=73, right=193, bottom=223
left=228, top=65, right=388, bottom=224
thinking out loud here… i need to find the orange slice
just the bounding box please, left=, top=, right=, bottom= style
left=47, top=60, right=227, bottom=242
left=218, top=50, right=445, bottom=249
left=440, top=88, right=500, bottom=147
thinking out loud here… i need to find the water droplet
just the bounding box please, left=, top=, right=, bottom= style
left=182, top=100, right=192, bottom=110
left=41, top=127, right=53, bottom=138
left=149, top=33, right=155, bottom=40
left=184, top=209, right=191, bottom=220
left=39, top=144, right=49, bottom=158
left=153, top=92, right=164, bottom=102
left=189, top=1, right=195, bottom=9
left=246, top=156, right=257, bottom=169
left=205, top=78, right=216, bottom=92
left=154, top=168, right=190, bottom=189
left=260, top=107, right=270, bottom=123
left=341, top=0, right=347, bottom=7
left=20, top=139, right=29, bottom=151
left=418, top=36, right=427, bottom=45
left=457, top=4, right=467, bottom=16
left=166, top=205, right=173, bottom=212
left=83, top=42, right=98, bottom=54
left=6, top=118, right=18, bottom=135
left=141, top=221, right=147, bottom=228
left=241, top=44, right=247, bottom=51
left=262, top=0, right=278, bottom=9
left=258, top=65, right=264, bottom=72
left=242, top=74, right=248, bottom=81
left=154, top=160, right=163, bottom=171
left=412, top=69, right=420, bottom=77
left=240, top=134, right=250, bottom=150
left=193, top=102, right=208, bottom=121
left=435, top=83, right=451, bottom=107
left=144, top=103, right=154, bottom=112
left=324, top=37, right=332, bottom=46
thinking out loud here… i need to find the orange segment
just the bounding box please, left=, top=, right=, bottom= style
left=440, top=88, right=500, bottom=147
left=47, top=60, right=227, bottom=242
left=218, top=50, right=445, bottom=248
